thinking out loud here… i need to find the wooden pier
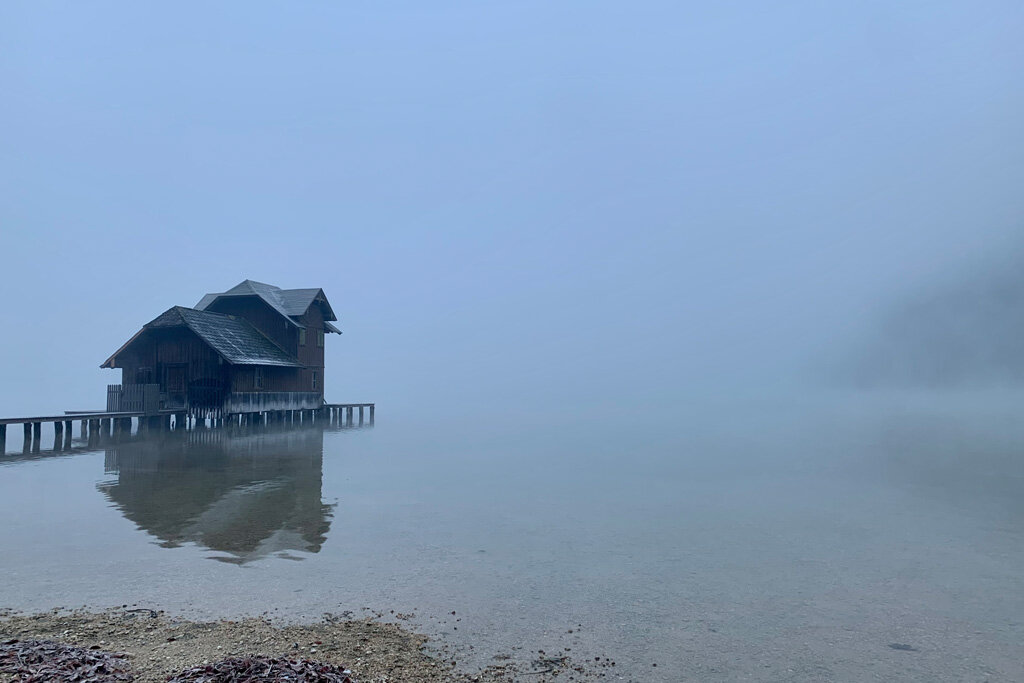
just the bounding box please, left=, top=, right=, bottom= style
left=0, top=403, right=374, bottom=455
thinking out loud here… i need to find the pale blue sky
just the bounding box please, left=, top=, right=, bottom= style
left=1, top=2, right=1022, bottom=416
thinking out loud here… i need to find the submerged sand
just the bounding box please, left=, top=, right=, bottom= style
left=0, top=608, right=611, bottom=682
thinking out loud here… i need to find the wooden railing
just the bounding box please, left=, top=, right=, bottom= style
left=107, top=384, right=160, bottom=415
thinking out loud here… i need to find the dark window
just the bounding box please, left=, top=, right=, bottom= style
left=255, top=367, right=263, bottom=389
left=312, top=371, right=318, bottom=391
left=299, top=328, right=306, bottom=346
left=317, top=330, right=324, bottom=347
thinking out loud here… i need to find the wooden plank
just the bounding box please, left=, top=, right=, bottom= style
left=0, top=411, right=146, bottom=426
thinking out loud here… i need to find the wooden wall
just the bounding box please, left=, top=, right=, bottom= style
left=296, top=305, right=326, bottom=397
left=113, top=328, right=227, bottom=405
left=229, top=365, right=305, bottom=393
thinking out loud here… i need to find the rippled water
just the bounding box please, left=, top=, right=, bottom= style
left=1, top=394, right=1023, bottom=681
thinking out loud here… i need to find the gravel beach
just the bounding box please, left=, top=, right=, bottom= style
left=0, top=608, right=610, bottom=683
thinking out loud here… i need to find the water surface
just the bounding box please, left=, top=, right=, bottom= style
left=1, top=394, right=1022, bottom=681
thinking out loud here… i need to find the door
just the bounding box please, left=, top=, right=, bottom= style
left=165, top=364, right=187, bottom=408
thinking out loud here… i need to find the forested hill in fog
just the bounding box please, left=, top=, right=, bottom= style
left=847, top=244, right=1024, bottom=388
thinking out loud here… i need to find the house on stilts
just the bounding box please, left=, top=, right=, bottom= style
left=101, top=280, right=341, bottom=418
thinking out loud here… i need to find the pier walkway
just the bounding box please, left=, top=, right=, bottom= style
left=0, top=403, right=374, bottom=455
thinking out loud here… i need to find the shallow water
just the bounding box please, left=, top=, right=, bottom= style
left=1, top=394, right=1023, bottom=681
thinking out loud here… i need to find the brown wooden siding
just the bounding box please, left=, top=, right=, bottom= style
left=296, top=307, right=325, bottom=397
left=228, top=366, right=305, bottom=393
left=114, top=328, right=227, bottom=404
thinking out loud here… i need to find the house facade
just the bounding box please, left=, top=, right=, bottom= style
left=101, top=280, right=340, bottom=416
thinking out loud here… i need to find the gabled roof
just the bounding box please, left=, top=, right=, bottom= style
left=101, top=306, right=304, bottom=369
left=195, top=280, right=340, bottom=333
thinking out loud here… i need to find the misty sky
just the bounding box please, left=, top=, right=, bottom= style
left=1, top=2, right=1022, bottom=417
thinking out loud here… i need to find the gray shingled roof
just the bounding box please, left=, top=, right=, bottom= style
left=195, top=280, right=340, bottom=333
left=146, top=306, right=303, bottom=367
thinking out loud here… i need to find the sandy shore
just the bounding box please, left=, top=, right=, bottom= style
left=0, top=608, right=611, bottom=682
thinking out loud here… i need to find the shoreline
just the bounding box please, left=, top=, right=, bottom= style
left=0, top=607, right=610, bottom=682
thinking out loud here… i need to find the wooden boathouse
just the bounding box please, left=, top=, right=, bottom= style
left=0, top=280, right=374, bottom=455
left=102, top=280, right=342, bottom=416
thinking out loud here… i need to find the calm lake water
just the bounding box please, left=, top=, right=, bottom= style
left=1, top=393, right=1023, bottom=681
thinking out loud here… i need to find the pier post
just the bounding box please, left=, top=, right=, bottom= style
left=369, top=404, right=375, bottom=425
left=359, top=406, right=364, bottom=426
left=54, top=420, right=64, bottom=450
left=88, top=419, right=100, bottom=445
left=81, top=419, right=88, bottom=439
left=23, top=423, right=31, bottom=453
left=32, top=422, right=41, bottom=452
left=347, top=407, right=353, bottom=427
left=101, top=418, right=111, bottom=437
left=0, top=424, right=5, bottom=455
left=64, top=420, right=73, bottom=448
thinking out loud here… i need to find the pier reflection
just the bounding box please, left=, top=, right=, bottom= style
left=98, top=427, right=336, bottom=564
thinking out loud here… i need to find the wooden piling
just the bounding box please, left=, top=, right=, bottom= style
left=64, top=420, right=73, bottom=448
left=358, top=406, right=364, bottom=425
left=0, top=424, right=6, bottom=455
left=369, top=405, right=375, bottom=425
left=32, top=422, right=41, bottom=442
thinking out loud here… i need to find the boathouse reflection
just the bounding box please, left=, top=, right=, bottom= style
left=98, top=427, right=334, bottom=564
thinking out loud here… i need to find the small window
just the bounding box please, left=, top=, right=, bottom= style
left=312, top=371, right=318, bottom=390
left=317, top=330, right=324, bottom=347
left=255, top=367, right=264, bottom=389
left=299, top=328, right=306, bottom=346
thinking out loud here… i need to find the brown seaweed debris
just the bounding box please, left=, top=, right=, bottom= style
left=0, top=638, right=133, bottom=682
left=165, top=656, right=353, bottom=682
